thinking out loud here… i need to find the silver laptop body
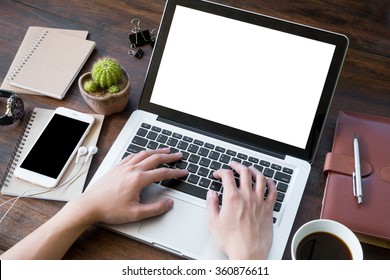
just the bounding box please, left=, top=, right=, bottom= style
left=87, top=0, right=348, bottom=259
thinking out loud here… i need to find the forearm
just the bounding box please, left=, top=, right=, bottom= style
left=0, top=197, right=96, bottom=260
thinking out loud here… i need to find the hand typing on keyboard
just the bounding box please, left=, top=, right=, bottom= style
left=207, top=161, right=277, bottom=260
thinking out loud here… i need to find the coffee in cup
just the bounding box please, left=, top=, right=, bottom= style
left=291, top=219, right=363, bottom=260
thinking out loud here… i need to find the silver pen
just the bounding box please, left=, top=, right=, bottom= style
left=353, top=133, right=363, bottom=204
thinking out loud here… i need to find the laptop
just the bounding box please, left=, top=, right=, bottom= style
left=88, top=0, right=348, bottom=259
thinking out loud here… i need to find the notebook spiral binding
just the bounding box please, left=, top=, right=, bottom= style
left=0, top=110, right=35, bottom=190
left=8, top=30, right=49, bottom=82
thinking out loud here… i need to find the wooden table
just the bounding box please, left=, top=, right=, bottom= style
left=0, top=0, right=389, bottom=259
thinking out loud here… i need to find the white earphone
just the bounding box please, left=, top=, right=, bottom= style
left=85, top=146, right=98, bottom=163
left=75, top=146, right=88, bottom=164
left=76, top=146, right=98, bottom=164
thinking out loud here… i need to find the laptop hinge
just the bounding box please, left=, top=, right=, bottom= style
left=158, top=117, right=286, bottom=160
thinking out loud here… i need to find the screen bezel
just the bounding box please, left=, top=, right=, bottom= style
left=139, top=0, right=348, bottom=163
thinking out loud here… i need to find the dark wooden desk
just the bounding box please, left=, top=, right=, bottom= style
left=0, top=0, right=389, bottom=259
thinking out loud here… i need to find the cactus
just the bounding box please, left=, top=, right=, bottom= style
left=83, top=57, right=126, bottom=94
left=83, top=80, right=98, bottom=93
left=91, top=57, right=123, bottom=89
left=108, top=85, right=120, bottom=94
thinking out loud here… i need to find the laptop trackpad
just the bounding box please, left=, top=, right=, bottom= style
left=138, top=194, right=209, bottom=256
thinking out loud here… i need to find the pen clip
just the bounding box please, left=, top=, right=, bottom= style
left=352, top=171, right=357, bottom=197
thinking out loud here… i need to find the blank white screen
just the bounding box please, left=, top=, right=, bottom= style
left=151, top=6, right=335, bottom=149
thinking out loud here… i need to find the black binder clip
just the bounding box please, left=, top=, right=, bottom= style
left=128, top=48, right=145, bottom=59
left=128, top=18, right=151, bottom=48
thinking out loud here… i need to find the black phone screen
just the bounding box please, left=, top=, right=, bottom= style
left=20, top=114, right=90, bottom=179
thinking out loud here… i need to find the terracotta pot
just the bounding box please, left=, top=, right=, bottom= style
left=78, top=70, right=131, bottom=116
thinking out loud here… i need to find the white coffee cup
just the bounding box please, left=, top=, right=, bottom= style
left=291, top=219, right=363, bottom=260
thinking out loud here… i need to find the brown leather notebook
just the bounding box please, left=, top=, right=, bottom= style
left=320, top=111, right=390, bottom=248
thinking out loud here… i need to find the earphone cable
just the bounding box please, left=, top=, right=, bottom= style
left=0, top=157, right=90, bottom=224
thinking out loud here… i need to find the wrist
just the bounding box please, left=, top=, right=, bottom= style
left=227, top=248, right=268, bottom=260
left=63, top=195, right=100, bottom=229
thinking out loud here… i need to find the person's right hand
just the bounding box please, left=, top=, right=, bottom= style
left=207, top=161, right=277, bottom=259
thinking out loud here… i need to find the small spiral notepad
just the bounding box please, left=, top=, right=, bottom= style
left=8, top=29, right=95, bottom=99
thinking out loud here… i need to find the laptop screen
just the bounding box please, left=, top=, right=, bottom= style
left=140, top=0, right=348, bottom=162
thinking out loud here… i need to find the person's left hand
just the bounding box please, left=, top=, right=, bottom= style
left=80, top=148, right=188, bottom=225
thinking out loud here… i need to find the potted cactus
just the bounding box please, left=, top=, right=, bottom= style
left=78, top=57, right=131, bottom=116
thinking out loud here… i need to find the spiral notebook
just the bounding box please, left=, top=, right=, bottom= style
left=6, top=28, right=95, bottom=99
left=0, top=108, right=104, bottom=201
left=1, top=26, right=90, bottom=96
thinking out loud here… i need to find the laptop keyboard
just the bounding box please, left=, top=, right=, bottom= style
left=122, top=123, right=294, bottom=224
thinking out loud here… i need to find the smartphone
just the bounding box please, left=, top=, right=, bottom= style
left=14, top=107, right=95, bottom=188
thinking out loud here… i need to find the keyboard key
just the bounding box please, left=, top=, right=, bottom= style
left=254, top=165, right=263, bottom=172
left=132, top=136, right=148, bottom=147
left=271, top=164, right=282, bottom=171
left=210, top=181, right=222, bottom=192
left=275, top=171, right=292, bottom=183
left=167, top=137, right=178, bottom=147
left=249, top=156, right=259, bottom=164
left=141, top=123, right=151, bottom=129
left=173, top=133, right=182, bottom=139
left=176, top=160, right=188, bottom=169
left=169, top=147, right=179, bottom=154
left=226, top=149, right=237, bottom=156
left=157, top=134, right=168, bottom=143
left=222, top=164, right=231, bottom=170
left=147, top=141, right=158, bottom=150
left=210, top=161, right=222, bottom=170
left=274, top=201, right=282, bottom=212
left=162, top=129, right=172, bottom=136
left=177, top=141, right=189, bottom=150
left=161, top=179, right=208, bottom=200
left=151, top=126, right=161, bottom=132
left=205, top=143, right=215, bottom=149
left=136, top=128, right=148, bottom=137
left=283, top=167, right=294, bottom=174
left=188, top=174, right=200, bottom=184
left=187, top=163, right=199, bottom=173
left=181, top=151, right=189, bottom=160
left=277, top=192, right=285, bottom=202
left=183, top=136, right=193, bottom=142
left=199, top=178, right=211, bottom=188
left=194, top=139, right=204, bottom=146
left=260, top=160, right=270, bottom=167
left=277, top=182, right=289, bottom=193
left=146, top=131, right=158, bottom=140
left=127, top=144, right=146, bottom=154
left=198, top=167, right=210, bottom=177
left=237, top=153, right=248, bottom=160
left=263, top=168, right=275, bottom=178
left=216, top=146, right=226, bottom=153
left=188, top=144, right=199, bottom=153
left=198, top=147, right=210, bottom=157
left=219, top=154, right=231, bottom=163
left=209, top=151, right=220, bottom=160
left=189, top=154, right=200, bottom=164
left=199, top=157, right=211, bottom=167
